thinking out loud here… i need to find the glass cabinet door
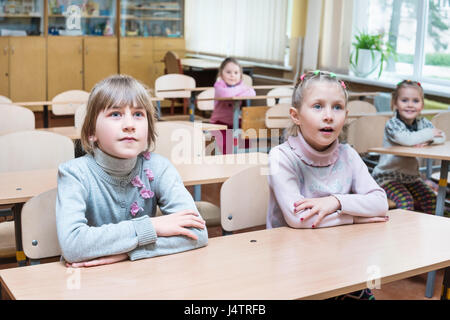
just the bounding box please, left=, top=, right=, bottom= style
left=48, top=0, right=116, bottom=36
left=120, top=0, right=183, bottom=37
left=0, top=0, right=44, bottom=36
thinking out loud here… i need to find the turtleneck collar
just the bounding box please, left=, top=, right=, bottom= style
left=93, top=148, right=137, bottom=177
left=287, top=131, right=339, bottom=167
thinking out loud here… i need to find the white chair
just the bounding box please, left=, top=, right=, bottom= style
left=0, top=130, right=74, bottom=172
left=74, top=103, right=87, bottom=129
left=0, top=104, right=35, bottom=135
left=0, top=95, right=12, bottom=103
left=431, top=111, right=450, bottom=138
left=196, top=88, right=215, bottom=112
left=266, top=87, right=293, bottom=107
left=265, top=103, right=292, bottom=130
left=154, top=121, right=205, bottom=161
left=21, top=188, right=60, bottom=265
left=220, top=165, right=269, bottom=234
left=51, top=90, right=90, bottom=116
left=0, top=131, right=74, bottom=261
left=242, top=74, right=253, bottom=87
left=155, top=74, right=196, bottom=117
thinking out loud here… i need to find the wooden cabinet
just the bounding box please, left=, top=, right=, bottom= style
left=47, top=36, right=118, bottom=98
left=47, top=36, right=84, bottom=99
left=0, top=37, right=9, bottom=97
left=119, top=37, right=154, bottom=88
left=1, top=37, right=46, bottom=102
left=84, top=37, right=118, bottom=91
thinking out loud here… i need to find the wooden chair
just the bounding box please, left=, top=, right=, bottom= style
left=265, top=103, right=293, bottom=145
left=431, top=111, right=450, bottom=138
left=51, top=90, right=90, bottom=116
left=21, top=188, right=60, bottom=265
left=196, top=88, right=215, bottom=113
left=347, top=100, right=377, bottom=116
left=163, top=51, right=183, bottom=74
left=155, top=74, right=196, bottom=116
left=0, top=131, right=73, bottom=261
left=346, top=115, right=387, bottom=172
left=0, top=95, right=12, bottom=103
left=266, top=87, right=293, bottom=107
left=74, top=103, right=87, bottom=129
left=153, top=121, right=220, bottom=227
left=220, top=165, right=269, bottom=234
left=0, top=104, right=35, bottom=135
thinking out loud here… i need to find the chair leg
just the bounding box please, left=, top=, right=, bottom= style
left=183, top=98, right=188, bottom=115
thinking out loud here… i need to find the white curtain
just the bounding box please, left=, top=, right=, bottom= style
left=185, top=0, right=289, bottom=65
left=319, top=0, right=354, bottom=73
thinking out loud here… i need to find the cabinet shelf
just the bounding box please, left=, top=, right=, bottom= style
left=48, top=15, right=113, bottom=19
left=0, top=14, right=42, bottom=18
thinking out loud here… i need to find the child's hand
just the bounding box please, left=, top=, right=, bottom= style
left=151, top=210, right=205, bottom=240
left=353, top=216, right=389, bottom=224
left=66, top=253, right=128, bottom=268
left=433, top=128, right=443, bottom=137
left=294, top=196, right=341, bottom=228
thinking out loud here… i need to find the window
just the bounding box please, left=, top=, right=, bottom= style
left=185, top=0, right=289, bottom=66
left=352, top=0, right=450, bottom=85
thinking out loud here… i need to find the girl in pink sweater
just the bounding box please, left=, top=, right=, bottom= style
left=210, top=57, right=256, bottom=154
left=267, top=70, right=389, bottom=300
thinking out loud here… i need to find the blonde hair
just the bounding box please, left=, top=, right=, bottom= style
left=391, top=80, right=424, bottom=111
left=217, top=57, right=243, bottom=81
left=81, top=74, right=157, bottom=155
left=287, top=70, right=349, bottom=137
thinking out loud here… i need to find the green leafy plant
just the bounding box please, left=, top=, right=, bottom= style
left=350, top=31, right=396, bottom=78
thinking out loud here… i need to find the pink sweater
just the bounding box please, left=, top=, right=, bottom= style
left=267, top=133, right=388, bottom=229
left=210, top=79, right=256, bottom=127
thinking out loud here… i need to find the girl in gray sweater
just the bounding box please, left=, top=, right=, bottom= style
left=372, top=80, right=446, bottom=214
left=56, top=75, right=208, bottom=267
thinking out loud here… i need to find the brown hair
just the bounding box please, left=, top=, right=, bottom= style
left=287, top=70, right=349, bottom=136
left=217, top=57, right=243, bottom=81
left=81, top=74, right=157, bottom=155
left=391, top=80, right=424, bottom=111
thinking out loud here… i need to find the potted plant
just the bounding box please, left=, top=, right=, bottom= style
left=350, top=31, right=396, bottom=78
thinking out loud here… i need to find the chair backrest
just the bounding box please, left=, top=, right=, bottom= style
left=154, top=121, right=205, bottom=162
left=21, top=188, right=60, bottom=261
left=242, top=74, right=253, bottom=87
left=163, top=50, right=182, bottom=74
left=0, top=95, right=12, bottom=103
left=266, top=87, right=293, bottom=107
left=347, top=100, right=377, bottom=116
left=346, top=115, right=387, bottom=153
left=74, top=103, right=87, bottom=129
left=220, top=165, right=269, bottom=232
left=0, top=104, right=35, bottom=134
left=0, top=130, right=74, bottom=172
left=196, top=88, right=215, bottom=111
left=265, top=103, right=293, bottom=129
left=431, top=111, right=450, bottom=138
left=51, top=90, right=90, bottom=116
left=155, top=74, right=196, bottom=99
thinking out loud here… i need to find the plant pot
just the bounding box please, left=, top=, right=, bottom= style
left=351, top=49, right=382, bottom=77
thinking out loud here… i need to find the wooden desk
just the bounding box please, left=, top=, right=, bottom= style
left=368, top=141, right=450, bottom=297
left=0, top=152, right=267, bottom=266
left=181, top=58, right=253, bottom=70
left=1, top=209, right=449, bottom=300
left=347, top=109, right=447, bottom=119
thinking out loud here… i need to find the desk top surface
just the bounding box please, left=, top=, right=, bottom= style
left=1, top=209, right=449, bottom=300
left=347, top=109, right=447, bottom=118
left=369, top=140, right=450, bottom=161
left=0, top=153, right=268, bottom=205
left=181, top=58, right=253, bottom=69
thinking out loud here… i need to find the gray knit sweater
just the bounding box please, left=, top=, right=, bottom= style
left=56, top=151, right=208, bottom=263
left=372, top=112, right=446, bottom=185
